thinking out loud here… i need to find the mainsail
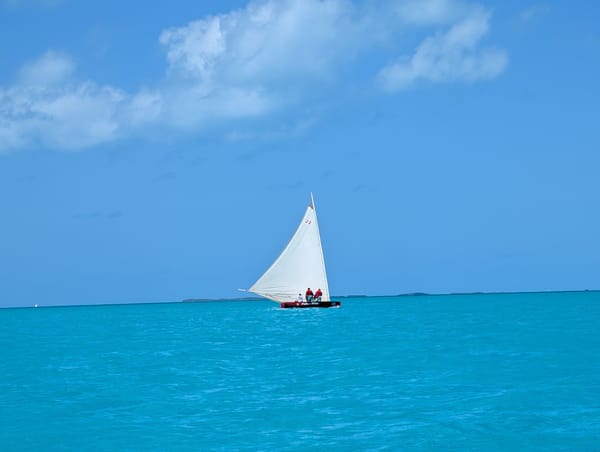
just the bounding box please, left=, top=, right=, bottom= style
left=248, top=193, right=330, bottom=303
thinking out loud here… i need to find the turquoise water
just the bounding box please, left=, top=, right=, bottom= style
left=1, top=292, right=599, bottom=450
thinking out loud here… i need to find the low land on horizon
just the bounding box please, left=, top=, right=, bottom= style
left=4, top=289, right=597, bottom=309
left=182, top=288, right=599, bottom=303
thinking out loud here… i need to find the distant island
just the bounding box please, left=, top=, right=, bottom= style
left=182, top=289, right=598, bottom=303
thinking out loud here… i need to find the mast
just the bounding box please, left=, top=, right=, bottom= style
left=311, top=193, right=330, bottom=301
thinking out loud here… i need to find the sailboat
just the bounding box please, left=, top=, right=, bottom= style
left=243, top=193, right=341, bottom=309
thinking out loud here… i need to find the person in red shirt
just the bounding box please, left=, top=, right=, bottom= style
left=305, top=288, right=314, bottom=303
left=314, top=288, right=323, bottom=302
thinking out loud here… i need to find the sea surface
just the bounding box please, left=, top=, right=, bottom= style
left=1, top=292, right=599, bottom=451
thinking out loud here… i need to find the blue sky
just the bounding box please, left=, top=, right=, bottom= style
left=1, top=0, right=599, bottom=307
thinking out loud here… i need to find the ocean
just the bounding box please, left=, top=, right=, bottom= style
left=1, top=292, right=599, bottom=450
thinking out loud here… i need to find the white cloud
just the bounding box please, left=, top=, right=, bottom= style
left=156, top=0, right=366, bottom=128
left=0, top=52, right=128, bottom=152
left=0, top=0, right=508, bottom=152
left=156, top=0, right=507, bottom=125
left=160, top=0, right=361, bottom=84
left=378, top=9, right=508, bottom=91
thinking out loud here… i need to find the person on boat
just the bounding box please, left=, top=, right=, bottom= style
left=314, top=288, right=323, bottom=302
left=305, top=288, right=314, bottom=303
left=297, top=293, right=304, bottom=302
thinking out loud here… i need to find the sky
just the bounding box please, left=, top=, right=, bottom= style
left=1, top=0, right=599, bottom=307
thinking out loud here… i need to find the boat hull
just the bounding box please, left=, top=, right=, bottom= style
left=280, top=301, right=341, bottom=309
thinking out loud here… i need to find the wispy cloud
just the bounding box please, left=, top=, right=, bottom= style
left=378, top=9, right=508, bottom=91
left=0, top=0, right=508, bottom=152
left=517, top=4, right=550, bottom=24
left=392, top=0, right=473, bottom=25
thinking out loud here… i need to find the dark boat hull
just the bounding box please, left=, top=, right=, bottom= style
left=280, top=301, right=341, bottom=309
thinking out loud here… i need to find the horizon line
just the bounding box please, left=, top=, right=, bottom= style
left=2, top=288, right=598, bottom=309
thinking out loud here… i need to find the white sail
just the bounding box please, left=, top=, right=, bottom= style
left=248, top=194, right=330, bottom=303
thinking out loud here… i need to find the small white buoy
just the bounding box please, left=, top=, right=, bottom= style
left=34, top=304, right=38, bottom=308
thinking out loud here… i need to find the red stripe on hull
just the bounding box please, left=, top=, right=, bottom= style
left=280, top=301, right=341, bottom=309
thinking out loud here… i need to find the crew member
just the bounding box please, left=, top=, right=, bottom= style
left=314, top=288, right=323, bottom=302
left=305, top=288, right=314, bottom=303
